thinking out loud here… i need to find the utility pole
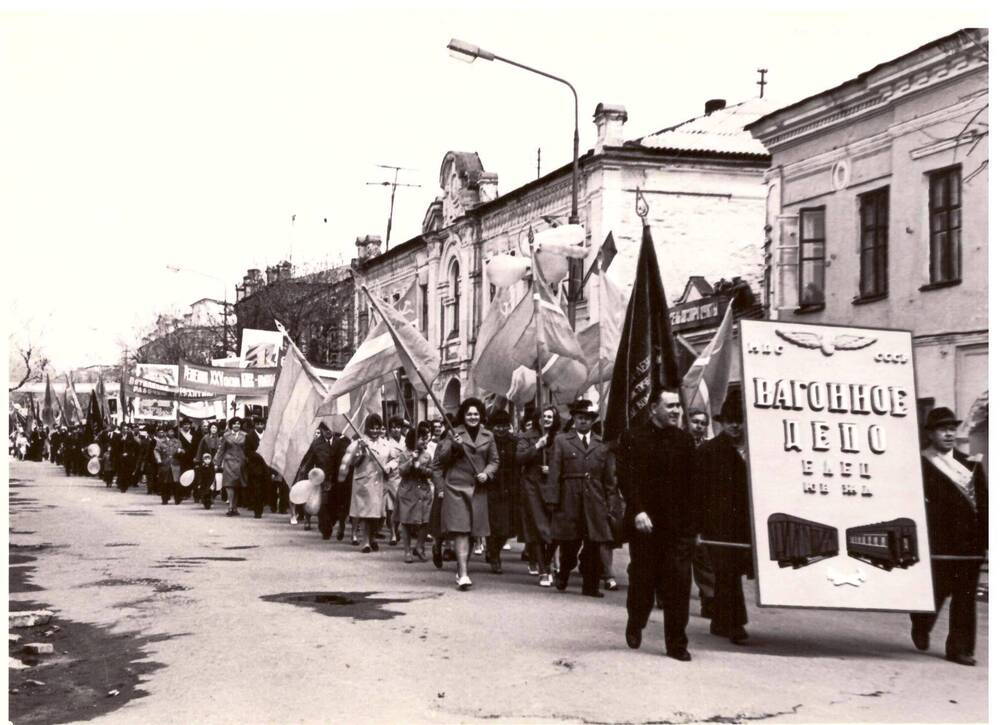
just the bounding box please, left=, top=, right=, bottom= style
left=757, top=68, right=768, bottom=98
left=537, top=148, right=541, bottom=179
left=366, top=164, right=421, bottom=250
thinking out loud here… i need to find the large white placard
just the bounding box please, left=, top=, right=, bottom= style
left=240, top=329, right=283, bottom=368
left=740, top=320, right=934, bottom=612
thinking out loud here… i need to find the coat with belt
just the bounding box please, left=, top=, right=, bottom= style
left=214, top=430, right=247, bottom=488
left=548, top=431, right=616, bottom=543
left=432, top=426, right=499, bottom=537
left=341, top=436, right=393, bottom=519
left=921, top=449, right=988, bottom=557
left=695, top=433, right=752, bottom=574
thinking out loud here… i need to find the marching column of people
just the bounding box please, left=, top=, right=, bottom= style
left=13, top=389, right=986, bottom=667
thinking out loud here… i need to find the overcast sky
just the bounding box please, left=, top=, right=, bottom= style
left=2, top=1, right=990, bottom=371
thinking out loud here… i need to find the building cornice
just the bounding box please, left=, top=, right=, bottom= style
left=749, top=30, right=987, bottom=152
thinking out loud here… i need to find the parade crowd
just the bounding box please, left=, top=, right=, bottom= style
left=9, top=389, right=986, bottom=665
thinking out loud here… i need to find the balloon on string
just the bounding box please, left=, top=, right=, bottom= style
left=535, top=250, right=569, bottom=283
left=179, top=469, right=195, bottom=487
left=214, top=472, right=224, bottom=491
left=304, top=487, right=322, bottom=515
left=86, top=457, right=101, bottom=475
left=289, top=479, right=318, bottom=505
left=484, top=254, right=530, bottom=287
left=87, top=443, right=101, bottom=458
left=307, top=467, right=325, bottom=486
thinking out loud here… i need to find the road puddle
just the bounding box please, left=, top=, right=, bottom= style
left=260, top=591, right=441, bottom=621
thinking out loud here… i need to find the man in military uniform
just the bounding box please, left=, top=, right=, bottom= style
left=548, top=399, right=617, bottom=598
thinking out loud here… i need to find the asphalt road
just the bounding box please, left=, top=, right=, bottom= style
left=7, top=460, right=988, bottom=724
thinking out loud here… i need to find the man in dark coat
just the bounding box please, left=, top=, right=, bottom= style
left=695, top=390, right=753, bottom=645
left=687, top=408, right=715, bottom=619
left=911, top=407, right=988, bottom=666
left=296, top=422, right=340, bottom=536
left=619, top=388, right=698, bottom=661
left=549, top=399, right=616, bottom=597
left=486, top=409, right=518, bottom=574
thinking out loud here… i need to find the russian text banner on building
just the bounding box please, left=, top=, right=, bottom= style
left=179, top=360, right=278, bottom=394
left=739, top=320, right=933, bottom=612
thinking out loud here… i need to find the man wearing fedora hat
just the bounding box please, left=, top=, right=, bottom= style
left=548, top=399, right=617, bottom=598
left=695, top=389, right=753, bottom=646
left=619, top=387, right=698, bottom=661
left=910, top=407, right=988, bottom=666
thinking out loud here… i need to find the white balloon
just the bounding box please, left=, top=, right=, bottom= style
left=214, top=472, right=223, bottom=491
left=179, top=469, right=195, bottom=487
left=484, top=254, right=530, bottom=287
left=304, top=487, right=322, bottom=515
left=535, top=250, right=569, bottom=283
left=307, top=467, right=325, bottom=486
left=533, top=223, right=586, bottom=250
left=87, top=443, right=101, bottom=458
left=86, top=457, right=101, bottom=475
left=289, top=479, right=318, bottom=505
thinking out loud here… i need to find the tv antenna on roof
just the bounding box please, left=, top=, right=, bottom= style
left=366, top=164, right=421, bottom=250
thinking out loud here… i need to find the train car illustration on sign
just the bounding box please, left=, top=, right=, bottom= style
left=845, top=518, right=919, bottom=571
left=767, top=513, right=839, bottom=569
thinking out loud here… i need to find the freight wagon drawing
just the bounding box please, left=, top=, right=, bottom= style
left=846, top=518, right=919, bottom=571
left=767, top=513, right=839, bottom=569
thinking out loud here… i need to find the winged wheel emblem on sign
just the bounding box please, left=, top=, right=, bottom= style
left=775, top=329, right=877, bottom=356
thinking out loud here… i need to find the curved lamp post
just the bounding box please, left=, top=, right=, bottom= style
left=446, top=38, right=582, bottom=327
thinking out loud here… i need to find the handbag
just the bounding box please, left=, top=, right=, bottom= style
left=607, top=489, right=626, bottom=546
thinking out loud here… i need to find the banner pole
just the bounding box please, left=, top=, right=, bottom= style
left=359, top=283, right=482, bottom=475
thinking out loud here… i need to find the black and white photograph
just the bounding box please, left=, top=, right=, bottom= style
left=4, top=2, right=990, bottom=723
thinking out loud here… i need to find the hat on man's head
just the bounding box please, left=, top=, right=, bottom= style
left=924, top=407, right=961, bottom=429
left=568, top=399, right=599, bottom=420
left=488, top=409, right=512, bottom=427
left=713, top=390, right=744, bottom=423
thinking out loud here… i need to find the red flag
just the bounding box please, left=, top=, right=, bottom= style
left=604, top=223, right=682, bottom=442
left=681, top=300, right=734, bottom=440
left=94, top=373, right=112, bottom=424
left=41, top=375, right=64, bottom=427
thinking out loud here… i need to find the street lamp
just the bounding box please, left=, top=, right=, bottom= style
left=165, top=265, right=233, bottom=356
left=446, top=38, right=583, bottom=327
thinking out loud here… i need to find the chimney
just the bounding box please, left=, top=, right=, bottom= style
left=355, top=235, right=383, bottom=263
left=593, top=103, right=628, bottom=153
left=476, top=172, right=499, bottom=203
left=704, top=99, right=727, bottom=115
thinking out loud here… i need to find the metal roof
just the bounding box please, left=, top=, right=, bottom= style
left=632, top=98, right=778, bottom=157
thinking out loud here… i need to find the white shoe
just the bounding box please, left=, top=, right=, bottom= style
left=539, top=574, right=553, bottom=587
left=457, top=575, right=472, bottom=590
left=290, top=514, right=298, bottom=525
left=528, top=565, right=540, bottom=576
left=473, top=544, right=484, bottom=556
left=502, top=542, right=512, bottom=551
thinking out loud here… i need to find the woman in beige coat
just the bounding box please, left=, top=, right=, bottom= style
left=433, top=398, right=499, bottom=590
left=339, top=414, right=398, bottom=553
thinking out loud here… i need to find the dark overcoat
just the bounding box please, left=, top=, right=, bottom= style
left=487, top=431, right=519, bottom=540
left=921, top=450, right=988, bottom=556
left=548, top=432, right=616, bottom=542
left=516, top=429, right=558, bottom=544
left=695, top=434, right=752, bottom=574
left=295, top=435, right=339, bottom=490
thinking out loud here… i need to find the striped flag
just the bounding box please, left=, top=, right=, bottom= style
left=681, top=300, right=734, bottom=439
left=258, top=338, right=331, bottom=486
left=319, top=279, right=438, bottom=413
left=63, top=372, right=85, bottom=425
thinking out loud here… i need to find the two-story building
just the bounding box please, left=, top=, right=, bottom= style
left=746, top=28, right=988, bottom=431
left=357, top=97, right=776, bottom=416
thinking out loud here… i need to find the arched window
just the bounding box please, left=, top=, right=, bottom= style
left=449, top=259, right=461, bottom=338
